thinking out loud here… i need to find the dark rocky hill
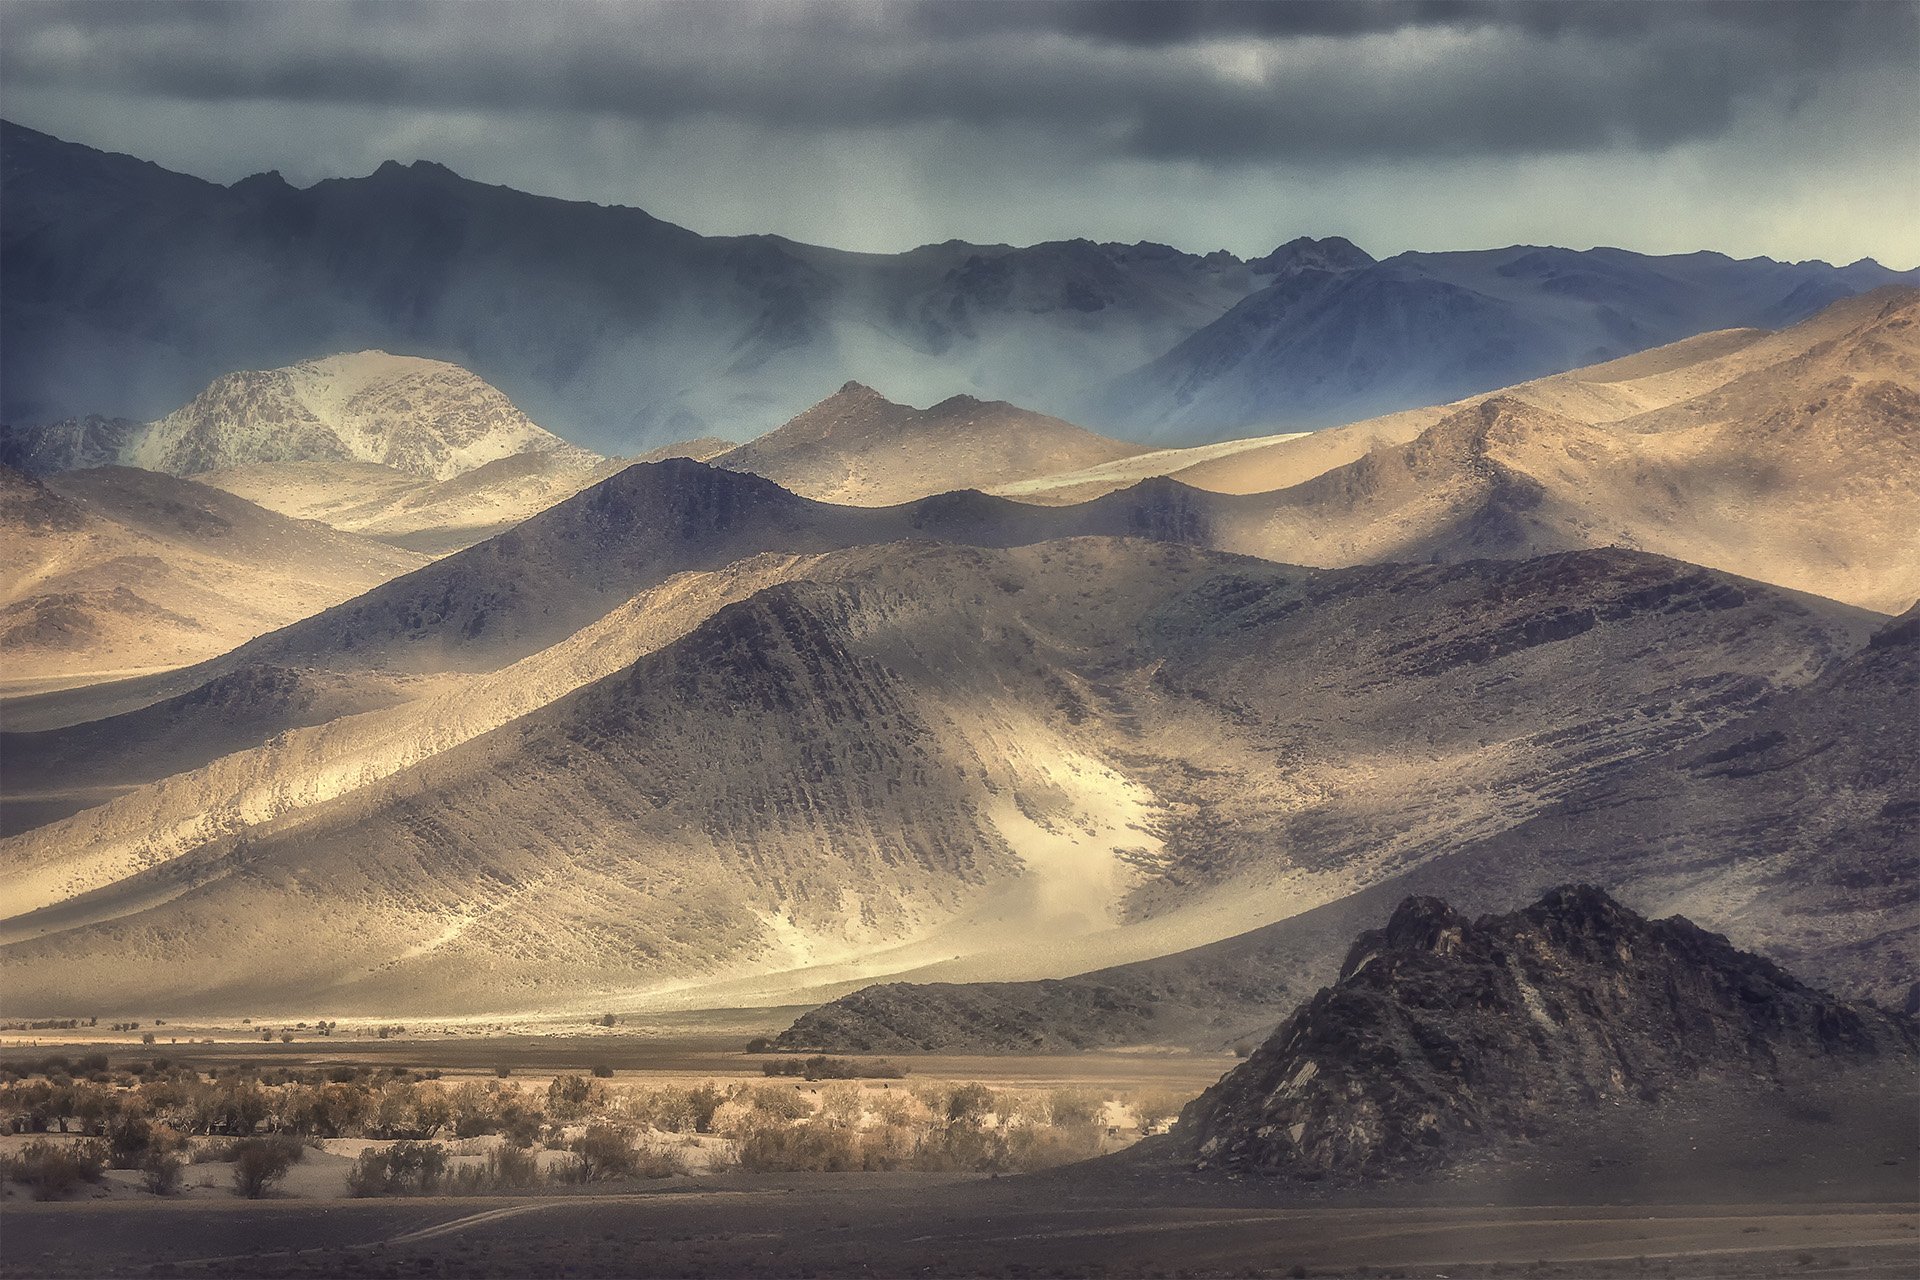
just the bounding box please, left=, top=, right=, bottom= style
left=1168, top=886, right=1919, bottom=1183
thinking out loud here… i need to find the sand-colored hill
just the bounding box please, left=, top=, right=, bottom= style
left=774, top=604, right=1918, bottom=1051
left=199, top=439, right=730, bottom=556
left=200, top=453, right=632, bottom=556
left=0, top=538, right=1872, bottom=1015
left=1190, top=289, right=1920, bottom=613
left=0, top=465, right=426, bottom=687
left=716, top=383, right=1145, bottom=506
left=1014, top=287, right=1918, bottom=522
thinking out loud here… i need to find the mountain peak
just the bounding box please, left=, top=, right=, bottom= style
left=1249, top=235, right=1374, bottom=276
left=1174, top=886, right=1918, bottom=1182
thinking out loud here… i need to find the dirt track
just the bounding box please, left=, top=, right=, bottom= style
left=5, top=1175, right=1917, bottom=1279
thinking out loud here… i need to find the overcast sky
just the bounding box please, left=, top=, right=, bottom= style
left=3, top=0, right=1916, bottom=265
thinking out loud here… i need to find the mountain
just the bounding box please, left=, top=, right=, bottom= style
left=714, top=382, right=1144, bottom=505
left=0, top=539, right=1874, bottom=1014
left=1448, top=603, right=1920, bottom=1008
left=1100, top=246, right=1918, bottom=441
left=0, top=122, right=1257, bottom=452
left=108, top=457, right=1256, bottom=689
left=1181, top=289, right=1920, bottom=613
left=776, top=604, right=1918, bottom=1052
left=5, top=350, right=593, bottom=481
left=0, top=665, right=416, bottom=836
left=1167, top=887, right=1918, bottom=1183
left=1010, top=288, right=1915, bottom=503
left=6, top=121, right=1912, bottom=451
left=0, top=464, right=426, bottom=687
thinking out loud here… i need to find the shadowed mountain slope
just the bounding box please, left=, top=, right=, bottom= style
left=106, top=459, right=1236, bottom=687
left=1166, top=887, right=1918, bottom=1183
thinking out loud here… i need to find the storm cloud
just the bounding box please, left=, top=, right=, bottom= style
left=2, top=0, right=1914, bottom=263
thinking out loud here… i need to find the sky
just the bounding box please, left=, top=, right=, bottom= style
left=2, top=0, right=1916, bottom=266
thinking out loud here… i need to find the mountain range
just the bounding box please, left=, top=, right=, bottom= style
left=0, top=175, right=1911, bottom=1033
left=0, top=527, right=1881, bottom=1014
left=5, top=120, right=1914, bottom=452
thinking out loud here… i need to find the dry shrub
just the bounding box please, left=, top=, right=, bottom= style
left=736, top=1123, right=865, bottom=1173
left=1129, top=1089, right=1189, bottom=1133
left=550, top=1123, right=668, bottom=1183
left=1047, top=1087, right=1107, bottom=1129
left=3, top=1139, right=108, bottom=1200
left=817, top=1084, right=863, bottom=1129
left=230, top=1135, right=301, bottom=1198
left=446, top=1144, right=542, bottom=1193
left=140, top=1148, right=185, bottom=1195
left=632, top=1084, right=725, bottom=1134
left=743, top=1085, right=812, bottom=1124
left=347, top=1141, right=449, bottom=1196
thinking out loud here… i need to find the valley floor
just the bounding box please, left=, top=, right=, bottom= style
left=3, top=1178, right=1915, bottom=1279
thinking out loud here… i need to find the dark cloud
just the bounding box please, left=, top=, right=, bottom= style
left=2, top=0, right=1911, bottom=165
left=0, top=0, right=1912, bottom=266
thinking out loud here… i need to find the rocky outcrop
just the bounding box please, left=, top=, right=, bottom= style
left=1170, top=886, right=1919, bottom=1183
left=11, top=352, right=593, bottom=481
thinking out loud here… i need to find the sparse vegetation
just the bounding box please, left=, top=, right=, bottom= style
left=347, top=1140, right=448, bottom=1196
left=0, top=1057, right=1183, bottom=1192
left=1, top=1138, right=109, bottom=1199
left=760, top=1055, right=907, bottom=1080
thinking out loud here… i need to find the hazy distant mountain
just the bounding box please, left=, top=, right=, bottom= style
left=1098, top=246, right=1918, bottom=442
left=1014, top=286, right=1920, bottom=507
left=5, top=120, right=1911, bottom=452
left=1169, top=887, right=1916, bottom=1183
left=715, top=382, right=1144, bottom=505
left=0, top=122, right=1256, bottom=452
left=0, top=464, right=425, bottom=685
left=0, top=539, right=1871, bottom=1013
left=4, top=350, right=591, bottom=481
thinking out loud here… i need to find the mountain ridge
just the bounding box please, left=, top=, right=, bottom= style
left=6, top=120, right=1912, bottom=451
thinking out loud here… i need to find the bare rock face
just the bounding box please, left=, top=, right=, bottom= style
left=1171, top=886, right=1919, bottom=1183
